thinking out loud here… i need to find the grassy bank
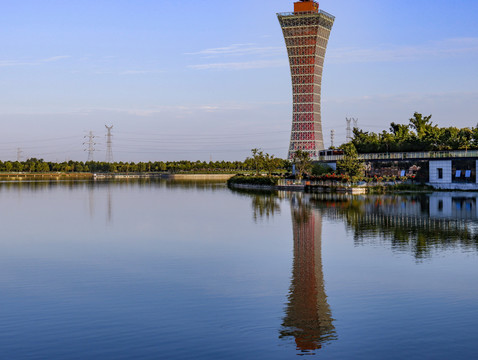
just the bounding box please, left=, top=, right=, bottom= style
left=368, top=183, right=435, bottom=194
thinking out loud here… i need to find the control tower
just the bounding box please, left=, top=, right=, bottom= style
left=277, top=1, right=335, bottom=159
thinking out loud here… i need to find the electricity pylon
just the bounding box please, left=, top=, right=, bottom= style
left=105, top=125, right=113, bottom=163
left=83, top=131, right=96, bottom=162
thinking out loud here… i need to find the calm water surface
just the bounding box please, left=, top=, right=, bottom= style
left=0, top=180, right=477, bottom=359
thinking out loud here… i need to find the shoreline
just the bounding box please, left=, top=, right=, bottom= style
left=2, top=172, right=477, bottom=193
left=0, top=172, right=236, bottom=181
left=228, top=182, right=368, bottom=194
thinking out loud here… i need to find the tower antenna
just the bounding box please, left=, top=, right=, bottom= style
left=105, top=125, right=114, bottom=163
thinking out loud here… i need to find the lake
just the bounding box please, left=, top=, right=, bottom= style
left=0, top=180, right=477, bottom=359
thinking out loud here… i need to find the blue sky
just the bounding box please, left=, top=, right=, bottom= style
left=1, top=0, right=478, bottom=161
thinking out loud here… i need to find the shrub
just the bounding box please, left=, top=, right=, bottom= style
left=227, top=175, right=278, bottom=186
left=311, top=163, right=333, bottom=176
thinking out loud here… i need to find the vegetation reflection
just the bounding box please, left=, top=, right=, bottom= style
left=234, top=189, right=478, bottom=354
left=310, top=193, right=478, bottom=259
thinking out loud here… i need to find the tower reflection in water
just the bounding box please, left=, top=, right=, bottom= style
left=280, top=194, right=336, bottom=354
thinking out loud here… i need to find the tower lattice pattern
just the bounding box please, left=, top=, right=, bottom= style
left=278, top=2, right=334, bottom=160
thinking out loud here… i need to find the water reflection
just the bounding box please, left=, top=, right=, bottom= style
left=88, top=186, right=95, bottom=218
left=310, top=192, right=478, bottom=259
left=280, top=193, right=336, bottom=354
left=0, top=178, right=227, bottom=192
left=107, top=186, right=113, bottom=223
left=237, top=189, right=478, bottom=355
left=0, top=179, right=227, bottom=226
left=230, top=189, right=283, bottom=221
left=238, top=190, right=336, bottom=353
left=1, top=181, right=477, bottom=357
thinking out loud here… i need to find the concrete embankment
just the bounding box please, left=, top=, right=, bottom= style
left=229, top=183, right=305, bottom=191
left=161, top=174, right=235, bottom=180
left=93, top=173, right=235, bottom=180
left=0, top=173, right=235, bottom=181
left=0, top=173, right=93, bottom=181
left=229, top=182, right=368, bottom=193
left=94, top=173, right=158, bottom=179
left=305, top=184, right=367, bottom=194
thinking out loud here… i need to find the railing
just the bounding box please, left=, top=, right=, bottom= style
left=277, top=10, right=335, bottom=20
left=277, top=178, right=394, bottom=187
left=317, top=150, right=478, bottom=162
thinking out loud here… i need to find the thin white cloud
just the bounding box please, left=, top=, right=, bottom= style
left=120, top=70, right=163, bottom=75
left=187, top=42, right=286, bottom=70
left=189, top=37, right=478, bottom=70
left=328, top=38, right=478, bottom=64
left=324, top=91, right=478, bottom=104
left=0, top=55, right=71, bottom=67
left=65, top=103, right=255, bottom=117
left=186, top=43, right=283, bottom=58
left=189, top=59, right=287, bottom=71
left=42, top=55, right=71, bottom=62
left=190, top=38, right=478, bottom=68
left=0, top=60, right=33, bottom=67
left=120, top=70, right=149, bottom=75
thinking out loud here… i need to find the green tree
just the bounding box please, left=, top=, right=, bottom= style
left=409, top=112, right=433, bottom=139
left=336, top=143, right=363, bottom=177
left=292, top=150, right=312, bottom=181
left=108, top=163, right=117, bottom=173
left=137, top=162, right=147, bottom=173
left=37, top=162, right=50, bottom=172
left=262, top=153, right=281, bottom=178
left=250, top=148, right=264, bottom=175
left=12, top=161, right=23, bottom=172
left=311, top=163, right=333, bottom=176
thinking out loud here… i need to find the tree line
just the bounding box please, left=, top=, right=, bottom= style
left=0, top=157, right=290, bottom=173
left=351, top=112, right=478, bottom=153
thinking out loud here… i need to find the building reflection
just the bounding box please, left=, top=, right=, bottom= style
left=234, top=188, right=478, bottom=354
left=280, top=194, right=336, bottom=354
left=310, top=192, right=478, bottom=259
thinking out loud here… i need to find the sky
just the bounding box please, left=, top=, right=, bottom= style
left=1, top=0, right=478, bottom=162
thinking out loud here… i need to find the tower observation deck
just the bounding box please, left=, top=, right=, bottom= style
left=278, top=1, right=335, bottom=160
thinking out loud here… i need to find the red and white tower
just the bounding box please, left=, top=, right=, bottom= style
left=278, top=1, right=335, bottom=159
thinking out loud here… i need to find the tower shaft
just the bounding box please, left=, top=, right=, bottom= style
left=278, top=1, right=334, bottom=160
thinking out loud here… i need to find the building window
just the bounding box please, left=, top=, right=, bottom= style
left=438, top=168, right=443, bottom=179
